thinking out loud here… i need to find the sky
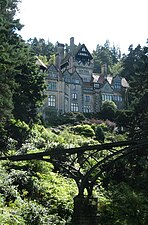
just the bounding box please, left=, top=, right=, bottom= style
left=17, top=0, right=148, bottom=54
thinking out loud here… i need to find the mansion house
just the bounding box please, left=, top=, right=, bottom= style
left=40, top=37, right=129, bottom=115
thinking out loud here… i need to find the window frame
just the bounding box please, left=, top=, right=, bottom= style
left=48, top=95, right=56, bottom=107
left=71, top=103, right=79, bottom=112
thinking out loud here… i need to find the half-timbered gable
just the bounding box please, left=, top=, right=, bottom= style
left=74, top=44, right=93, bottom=65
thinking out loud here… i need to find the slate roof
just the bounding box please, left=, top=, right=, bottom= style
left=92, top=73, right=129, bottom=88
left=35, top=56, right=47, bottom=69
left=92, top=73, right=106, bottom=84
left=61, top=53, right=71, bottom=66
left=109, top=75, right=129, bottom=88
left=121, top=78, right=130, bottom=88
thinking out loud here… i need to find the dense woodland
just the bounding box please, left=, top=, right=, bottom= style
left=0, top=0, right=148, bottom=224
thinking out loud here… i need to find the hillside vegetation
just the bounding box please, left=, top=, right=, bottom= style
left=0, top=0, right=147, bottom=224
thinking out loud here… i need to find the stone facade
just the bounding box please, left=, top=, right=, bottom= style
left=43, top=37, right=129, bottom=115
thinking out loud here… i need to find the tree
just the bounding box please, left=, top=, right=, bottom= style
left=110, top=61, right=123, bottom=76
left=121, top=44, right=144, bottom=81
left=0, top=0, right=46, bottom=152
left=0, top=0, right=23, bottom=151
left=12, top=43, right=46, bottom=123
left=93, top=40, right=121, bottom=73
left=28, top=38, right=55, bottom=62
left=101, top=101, right=117, bottom=121
left=0, top=0, right=22, bottom=123
left=95, top=126, right=105, bottom=143
left=122, top=44, right=148, bottom=139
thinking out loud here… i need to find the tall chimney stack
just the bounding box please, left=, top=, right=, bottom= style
left=70, top=37, right=74, bottom=54
left=55, top=42, right=64, bottom=68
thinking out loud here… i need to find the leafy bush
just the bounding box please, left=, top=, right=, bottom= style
left=8, top=119, right=30, bottom=148
left=43, top=108, right=60, bottom=126
left=60, top=112, right=85, bottom=125
left=95, top=126, right=105, bottom=143
left=100, top=101, right=117, bottom=121
left=115, top=109, right=133, bottom=133
left=44, top=110, right=86, bottom=126
left=72, top=124, right=95, bottom=137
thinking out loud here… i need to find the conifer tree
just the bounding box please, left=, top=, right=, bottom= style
left=121, top=43, right=148, bottom=139
left=0, top=0, right=46, bottom=151
left=127, top=45, right=148, bottom=139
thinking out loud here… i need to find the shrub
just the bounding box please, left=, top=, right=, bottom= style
left=115, top=110, right=133, bottom=132
left=73, top=124, right=95, bottom=137
left=43, top=108, right=60, bottom=126
left=100, top=101, right=117, bottom=121
left=8, top=119, right=30, bottom=148
left=95, top=126, right=105, bottom=143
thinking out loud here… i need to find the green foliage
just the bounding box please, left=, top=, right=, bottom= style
left=0, top=158, right=77, bottom=225
left=110, top=61, right=123, bottom=76
left=43, top=108, right=61, bottom=126
left=122, top=44, right=148, bottom=139
left=0, top=0, right=46, bottom=127
left=95, top=126, right=105, bottom=143
left=44, top=110, right=86, bottom=126
left=13, top=49, right=46, bottom=123
left=0, top=0, right=22, bottom=123
left=115, top=110, right=133, bottom=133
left=99, top=183, right=148, bottom=225
left=0, top=1, right=147, bottom=224
left=28, top=37, right=54, bottom=61
left=8, top=119, right=30, bottom=148
left=93, top=40, right=121, bottom=73
left=59, top=112, right=85, bottom=125
left=72, top=124, right=95, bottom=137
left=28, top=124, right=57, bottom=151
left=101, top=101, right=117, bottom=121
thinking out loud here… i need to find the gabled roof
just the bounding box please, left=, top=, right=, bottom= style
left=62, top=69, right=71, bottom=76
left=61, top=43, right=93, bottom=68
left=61, top=53, right=71, bottom=66
left=112, top=75, right=129, bottom=88
left=71, top=71, right=83, bottom=83
left=74, top=44, right=93, bottom=60
left=63, top=69, right=71, bottom=83
left=92, top=73, right=129, bottom=89
left=101, top=80, right=114, bottom=93
left=47, top=64, right=59, bottom=72
left=98, top=74, right=106, bottom=84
